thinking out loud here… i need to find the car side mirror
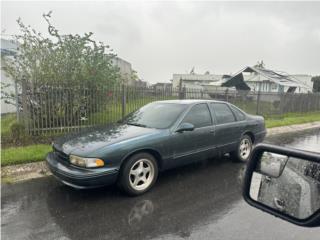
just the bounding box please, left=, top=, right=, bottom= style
left=176, top=123, right=194, bottom=133
left=243, top=143, right=320, bottom=227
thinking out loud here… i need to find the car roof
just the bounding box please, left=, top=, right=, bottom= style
left=154, top=99, right=227, bottom=105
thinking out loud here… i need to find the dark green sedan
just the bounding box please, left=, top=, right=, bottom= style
left=46, top=100, right=266, bottom=195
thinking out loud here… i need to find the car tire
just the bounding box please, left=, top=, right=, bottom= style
left=118, top=152, right=158, bottom=196
left=231, top=134, right=253, bottom=162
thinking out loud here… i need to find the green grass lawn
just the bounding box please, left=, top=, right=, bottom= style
left=1, top=113, right=16, bottom=138
left=265, top=112, right=320, bottom=128
left=1, top=111, right=320, bottom=167
left=1, top=144, right=52, bottom=166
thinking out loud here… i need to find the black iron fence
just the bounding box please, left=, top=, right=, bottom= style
left=18, top=85, right=320, bottom=135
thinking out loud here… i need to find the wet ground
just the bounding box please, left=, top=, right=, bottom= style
left=2, top=129, right=320, bottom=240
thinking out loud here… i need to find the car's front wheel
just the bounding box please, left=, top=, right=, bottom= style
left=118, top=152, right=158, bottom=196
left=231, top=134, right=253, bottom=162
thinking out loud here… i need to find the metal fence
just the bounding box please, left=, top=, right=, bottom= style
left=18, top=85, right=320, bottom=135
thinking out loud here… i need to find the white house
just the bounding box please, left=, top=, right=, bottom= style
left=222, top=66, right=312, bottom=93
left=172, top=72, right=224, bottom=90
left=1, top=38, right=18, bottom=114
left=292, top=74, right=313, bottom=91
left=111, top=56, right=134, bottom=85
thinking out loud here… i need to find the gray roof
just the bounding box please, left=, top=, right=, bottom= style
left=246, top=66, right=308, bottom=88
left=223, top=66, right=311, bottom=91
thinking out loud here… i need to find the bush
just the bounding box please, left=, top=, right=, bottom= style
left=1, top=12, right=121, bottom=132
left=10, top=122, right=26, bottom=143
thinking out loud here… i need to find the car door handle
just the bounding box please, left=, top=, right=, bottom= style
left=209, top=129, right=215, bottom=134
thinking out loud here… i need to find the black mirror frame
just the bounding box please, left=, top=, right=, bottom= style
left=243, top=143, right=320, bottom=227
left=175, top=123, right=195, bottom=133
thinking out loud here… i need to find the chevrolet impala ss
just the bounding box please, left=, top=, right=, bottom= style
left=47, top=100, right=266, bottom=195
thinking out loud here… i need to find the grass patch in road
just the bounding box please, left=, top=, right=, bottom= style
left=1, top=176, right=14, bottom=184
left=265, top=112, right=320, bottom=128
left=1, top=144, right=51, bottom=166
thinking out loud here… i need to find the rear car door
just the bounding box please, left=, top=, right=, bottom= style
left=171, top=103, right=215, bottom=166
left=209, top=103, right=242, bottom=154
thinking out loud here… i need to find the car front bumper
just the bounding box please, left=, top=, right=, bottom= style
left=46, top=152, right=119, bottom=189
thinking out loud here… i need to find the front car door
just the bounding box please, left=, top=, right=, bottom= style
left=209, top=102, right=242, bottom=154
left=171, top=103, right=215, bottom=166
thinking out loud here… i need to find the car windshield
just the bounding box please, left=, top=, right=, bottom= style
left=124, top=102, right=188, bottom=129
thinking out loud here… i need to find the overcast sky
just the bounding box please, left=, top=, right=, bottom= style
left=1, top=1, right=320, bottom=83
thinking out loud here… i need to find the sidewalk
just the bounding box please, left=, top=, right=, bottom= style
left=267, top=121, right=320, bottom=136
left=2, top=121, right=320, bottom=184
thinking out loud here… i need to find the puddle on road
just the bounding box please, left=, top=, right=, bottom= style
left=284, top=131, right=320, bottom=153
left=266, top=129, right=320, bottom=153
left=2, top=130, right=320, bottom=240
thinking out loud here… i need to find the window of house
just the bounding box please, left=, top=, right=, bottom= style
left=271, top=83, right=277, bottom=90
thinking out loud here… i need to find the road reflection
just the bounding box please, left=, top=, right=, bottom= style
left=46, top=157, right=243, bottom=240
left=3, top=130, right=320, bottom=240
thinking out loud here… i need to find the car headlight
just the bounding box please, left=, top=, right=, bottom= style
left=69, top=155, right=104, bottom=168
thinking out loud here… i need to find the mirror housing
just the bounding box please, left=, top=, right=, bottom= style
left=258, top=152, right=288, bottom=178
left=176, top=123, right=195, bottom=133
left=243, top=143, right=320, bottom=227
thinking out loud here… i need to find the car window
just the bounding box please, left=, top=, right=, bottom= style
left=230, top=105, right=246, bottom=121
left=181, top=103, right=212, bottom=128
left=210, top=103, right=236, bottom=124
left=124, top=103, right=188, bottom=129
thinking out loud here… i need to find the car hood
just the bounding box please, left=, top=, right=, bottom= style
left=53, top=124, right=161, bottom=156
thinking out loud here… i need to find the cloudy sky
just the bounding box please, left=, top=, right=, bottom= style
left=1, top=1, right=320, bottom=83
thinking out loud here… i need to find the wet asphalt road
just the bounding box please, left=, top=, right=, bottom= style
left=2, top=129, right=320, bottom=240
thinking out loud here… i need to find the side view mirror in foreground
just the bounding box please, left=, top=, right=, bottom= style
left=243, top=143, right=320, bottom=227
left=176, top=122, right=194, bottom=133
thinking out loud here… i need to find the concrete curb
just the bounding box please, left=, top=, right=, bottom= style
left=1, top=161, right=52, bottom=184
left=2, top=121, right=320, bottom=184
left=266, top=121, right=320, bottom=136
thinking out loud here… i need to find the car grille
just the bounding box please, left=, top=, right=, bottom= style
left=53, top=146, right=69, bottom=163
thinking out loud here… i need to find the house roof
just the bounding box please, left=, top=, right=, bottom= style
left=222, top=66, right=312, bottom=91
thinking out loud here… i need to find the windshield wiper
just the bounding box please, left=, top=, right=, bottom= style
left=126, top=122, right=148, bottom=128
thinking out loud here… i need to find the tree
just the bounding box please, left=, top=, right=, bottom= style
left=1, top=12, right=121, bottom=132
left=312, top=76, right=320, bottom=93
left=130, top=70, right=139, bottom=82
left=2, top=11, right=120, bottom=89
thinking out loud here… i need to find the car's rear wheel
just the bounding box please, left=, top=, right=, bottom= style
left=118, top=152, right=158, bottom=196
left=231, top=134, right=253, bottom=162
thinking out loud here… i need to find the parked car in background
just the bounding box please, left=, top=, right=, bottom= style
left=46, top=100, right=266, bottom=195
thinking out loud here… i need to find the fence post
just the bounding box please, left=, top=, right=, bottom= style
left=278, top=93, right=284, bottom=116
left=226, top=89, right=229, bottom=102
left=15, top=80, right=20, bottom=122
left=178, top=77, right=183, bottom=99
left=256, top=90, right=261, bottom=115
left=182, top=86, right=186, bottom=99
left=121, top=84, right=126, bottom=120
left=21, top=78, right=30, bottom=133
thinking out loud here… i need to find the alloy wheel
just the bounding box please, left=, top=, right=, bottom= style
left=239, top=138, right=252, bottom=160
left=129, top=159, right=155, bottom=191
